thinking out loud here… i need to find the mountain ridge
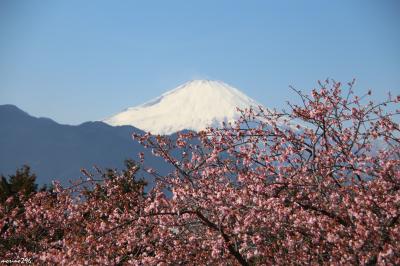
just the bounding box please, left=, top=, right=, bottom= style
left=0, top=104, right=170, bottom=186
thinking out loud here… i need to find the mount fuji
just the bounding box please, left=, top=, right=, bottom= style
left=104, top=80, right=262, bottom=135
left=0, top=80, right=263, bottom=185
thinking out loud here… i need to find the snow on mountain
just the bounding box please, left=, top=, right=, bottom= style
left=104, top=80, right=262, bottom=135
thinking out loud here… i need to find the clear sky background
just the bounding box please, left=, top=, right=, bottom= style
left=0, top=0, right=399, bottom=125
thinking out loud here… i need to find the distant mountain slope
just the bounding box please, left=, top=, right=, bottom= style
left=104, top=80, right=262, bottom=135
left=0, top=104, right=168, bottom=186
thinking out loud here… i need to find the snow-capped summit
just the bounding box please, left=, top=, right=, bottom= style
left=104, top=80, right=262, bottom=135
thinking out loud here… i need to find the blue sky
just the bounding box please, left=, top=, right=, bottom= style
left=0, top=0, right=399, bottom=125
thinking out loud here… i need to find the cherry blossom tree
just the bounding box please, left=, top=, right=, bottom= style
left=1, top=80, right=399, bottom=265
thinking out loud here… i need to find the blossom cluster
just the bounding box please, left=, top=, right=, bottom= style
left=1, top=80, right=399, bottom=265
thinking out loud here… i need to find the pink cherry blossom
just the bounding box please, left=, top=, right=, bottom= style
left=1, top=80, right=399, bottom=265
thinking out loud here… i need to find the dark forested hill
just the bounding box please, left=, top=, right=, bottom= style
left=0, top=104, right=169, bottom=186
